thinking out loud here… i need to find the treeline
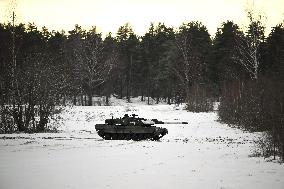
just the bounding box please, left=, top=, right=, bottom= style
left=0, top=20, right=214, bottom=134
left=0, top=14, right=283, bottom=161
left=215, top=18, right=284, bottom=160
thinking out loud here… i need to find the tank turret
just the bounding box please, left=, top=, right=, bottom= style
left=95, top=114, right=188, bottom=141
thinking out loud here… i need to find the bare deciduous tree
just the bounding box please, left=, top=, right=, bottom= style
left=235, top=11, right=265, bottom=79
left=69, top=27, right=117, bottom=106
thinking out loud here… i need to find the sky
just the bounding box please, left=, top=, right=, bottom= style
left=0, top=0, right=284, bottom=36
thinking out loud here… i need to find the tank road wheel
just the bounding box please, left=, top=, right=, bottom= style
left=117, top=133, right=123, bottom=140
left=132, top=134, right=139, bottom=141
left=143, top=134, right=149, bottom=140
left=139, top=134, right=144, bottom=140
left=152, top=135, right=159, bottom=141
left=121, top=133, right=127, bottom=140
left=144, top=134, right=151, bottom=140
left=111, top=133, right=118, bottom=140
left=104, top=133, right=111, bottom=140
left=125, top=133, right=131, bottom=140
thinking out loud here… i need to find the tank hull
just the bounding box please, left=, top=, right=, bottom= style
left=95, top=124, right=168, bottom=141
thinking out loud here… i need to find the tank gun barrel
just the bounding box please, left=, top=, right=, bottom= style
left=151, top=119, right=188, bottom=124
left=162, top=121, right=188, bottom=124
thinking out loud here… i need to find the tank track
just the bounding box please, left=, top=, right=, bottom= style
left=97, top=130, right=166, bottom=141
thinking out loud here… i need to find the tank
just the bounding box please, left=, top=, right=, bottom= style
left=95, top=114, right=188, bottom=141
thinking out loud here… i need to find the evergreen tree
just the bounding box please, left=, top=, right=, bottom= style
left=140, top=23, right=156, bottom=103
left=264, top=24, right=284, bottom=79
left=140, top=23, right=175, bottom=103
left=103, top=32, right=118, bottom=105
left=65, top=24, right=86, bottom=105
left=175, top=22, right=211, bottom=98
left=47, top=30, right=69, bottom=104
left=116, top=23, right=139, bottom=102
left=211, top=21, right=245, bottom=83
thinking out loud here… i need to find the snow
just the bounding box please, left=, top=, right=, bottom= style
left=0, top=98, right=283, bottom=189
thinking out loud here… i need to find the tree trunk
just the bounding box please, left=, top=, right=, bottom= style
left=88, top=91, right=92, bottom=106
left=80, top=93, right=84, bottom=106
left=24, top=103, right=34, bottom=130
left=38, top=108, right=48, bottom=133
left=147, top=78, right=150, bottom=105
left=141, top=90, right=144, bottom=102
left=106, top=95, right=109, bottom=106
left=156, top=97, right=159, bottom=104
left=63, top=95, right=66, bottom=106
left=83, top=94, right=86, bottom=106
left=129, top=55, right=133, bottom=101
left=167, top=97, right=171, bottom=105
left=126, top=75, right=130, bottom=102
left=120, top=76, right=123, bottom=99
left=73, top=95, right=77, bottom=105
left=14, top=105, right=25, bottom=132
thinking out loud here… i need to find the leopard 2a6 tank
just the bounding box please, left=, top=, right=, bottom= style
left=95, top=114, right=188, bottom=141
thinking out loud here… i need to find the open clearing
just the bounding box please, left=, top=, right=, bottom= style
left=0, top=102, right=283, bottom=189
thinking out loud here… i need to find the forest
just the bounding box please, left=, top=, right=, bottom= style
left=0, top=12, right=283, bottom=160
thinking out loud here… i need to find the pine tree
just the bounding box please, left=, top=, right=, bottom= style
left=211, top=21, right=246, bottom=83
left=265, top=24, right=284, bottom=79
left=116, top=23, right=139, bottom=102
left=175, top=22, right=211, bottom=103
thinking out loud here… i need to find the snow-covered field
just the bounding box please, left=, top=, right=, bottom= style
left=0, top=100, right=283, bottom=189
